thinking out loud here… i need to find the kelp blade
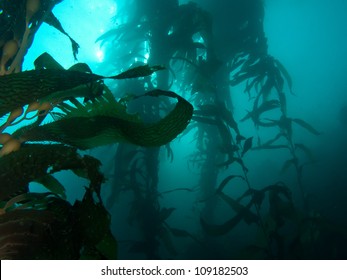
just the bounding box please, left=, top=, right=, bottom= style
left=18, top=89, right=193, bottom=149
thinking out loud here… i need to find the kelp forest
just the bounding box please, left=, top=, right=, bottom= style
left=1, top=0, right=347, bottom=259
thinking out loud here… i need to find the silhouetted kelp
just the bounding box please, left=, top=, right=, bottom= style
left=0, top=0, right=78, bottom=75
left=0, top=50, right=193, bottom=259
left=94, top=0, right=342, bottom=260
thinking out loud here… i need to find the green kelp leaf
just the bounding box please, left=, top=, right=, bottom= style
left=218, top=192, right=258, bottom=224
left=21, top=89, right=193, bottom=149
left=292, top=118, right=322, bottom=135
left=200, top=200, right=254, bottom=236
left=111, top=65, right=165, bottom=79
left=34, top=175, right=67, bottom=199
left=242, top=137, right=253, bottom=157
left=216, top=175, right=245, bottom=193
left=0, top=61, right=163, bottom=118
left=34, top=52, right=64, bottom=70
left=0, top=68, right=103, bottom=118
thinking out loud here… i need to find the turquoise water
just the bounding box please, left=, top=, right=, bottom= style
left=1, top=0, right=347, bottom=259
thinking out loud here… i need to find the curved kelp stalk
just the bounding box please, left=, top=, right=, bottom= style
left=15, top=89, right=193, bottom=149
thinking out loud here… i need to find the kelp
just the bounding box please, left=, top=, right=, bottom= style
left=0, top=205, right=77, bottom=259
left=0, top=60, right=165, bottom=118
left=0, top=143, right=103, bottom=201
left=16, top=89, right=193, bottom=149
left=200, top=182, right=294, bottom=237
left=0, top=0, right=76, bottom=75
left=0, top=139, right=117, bottom=259
left=0, top=188, right=117, bottom=259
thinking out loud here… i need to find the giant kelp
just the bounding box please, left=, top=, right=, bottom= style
left=0, top=51, right=193, bottom=259
left=95, top=0, right=337, bottom=260
left=0, top=0, right=77, bottom=75
left=0, top=141, right=116, bottom=259
left=0, top=58, right=165, bottom=118
left=0, top=144, right=103, bottom=201
left=0, top=189, right=117, bottom=259
left=15, top=89, right=193, bottom=149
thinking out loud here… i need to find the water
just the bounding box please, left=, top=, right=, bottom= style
left=1, top=0, right=347, bottom=259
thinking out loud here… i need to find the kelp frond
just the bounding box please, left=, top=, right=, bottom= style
left=16, top=89, right=193, bottom=150
left=54, top=86, right=141, bottom=123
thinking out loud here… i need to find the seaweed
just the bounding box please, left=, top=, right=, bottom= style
left=0, top=50, right=193, bottom=259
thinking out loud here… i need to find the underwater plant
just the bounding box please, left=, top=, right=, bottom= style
left=0, top=0, right=78, bottom=75
left=0, top=50, right=193, bottom=259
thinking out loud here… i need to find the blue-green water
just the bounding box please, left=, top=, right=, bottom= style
left=1, top=0, right=347, bottom=259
